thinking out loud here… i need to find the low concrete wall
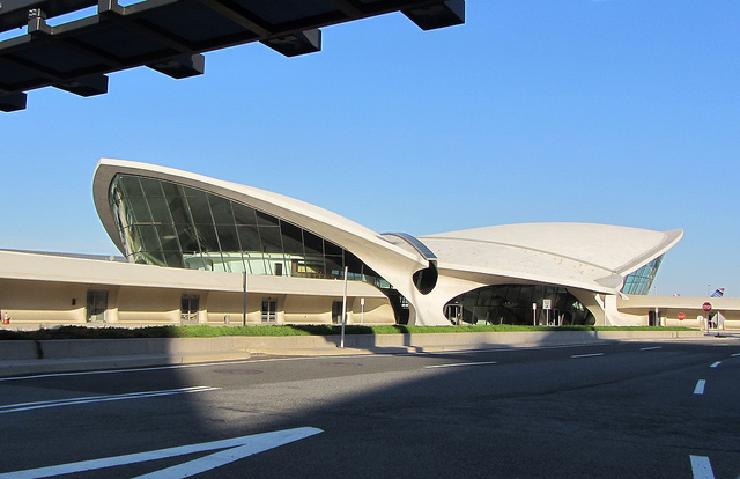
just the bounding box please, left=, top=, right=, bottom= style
left=0, top=330, right=703, bottom=361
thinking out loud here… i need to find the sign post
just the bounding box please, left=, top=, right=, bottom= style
left=532, top=302, right=537, bottom=326
left=542, top=299, right=552, bottom=326
left=702, top=301, right=712, bottom=332
left=360, top=297, right=365, bottom=325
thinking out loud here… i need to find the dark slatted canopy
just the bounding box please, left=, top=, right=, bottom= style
left=0, top=0, right=465, bottom=111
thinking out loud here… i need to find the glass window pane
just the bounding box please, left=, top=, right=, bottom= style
left=186, top=195, right=213, bottom=224
left=232, top=203, right=257, bottom=225
left=256, top=211, right=279, bottom=227
left=280, top=222, right=304, bottom=255
left=148, top=197, right=172, bottom=223
left=216, top=224, right=240, bottom=252
left=303, top=231, right=324, bottom=256
left=157, top=224, right=180, bottom=251
left=237, top=226, right=261, bottom=252
left=209, top=196, right=234, bottom=224
left=137, top=224, right=162, bottom=252
left=324, top=240, right=342, bottom=257
left=259, top=226, right=283, bottom=253
left=140, top=178, right=164, bottom=198
left=129, top=198, right=152, bottom=223
left=120, top=176, right=143, bottom=198
left=167, top=196, right=190, bottom=224
left=162, top=251, right=184, bottom=268
left=175, top=223, right=200, bottom=253
left=195, top=223, right=219, bottom=252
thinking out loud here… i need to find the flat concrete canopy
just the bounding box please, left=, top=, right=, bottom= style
left=0, top=0, right=465, bottom=111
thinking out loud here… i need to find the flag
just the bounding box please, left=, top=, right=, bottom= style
left=710, top=288, right=725, bottom=297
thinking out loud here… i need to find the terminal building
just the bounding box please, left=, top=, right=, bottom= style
left=1, top=159, right=738, bottom=329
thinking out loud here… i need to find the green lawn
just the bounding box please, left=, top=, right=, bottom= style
left=0, top=324, right=694, bottom=340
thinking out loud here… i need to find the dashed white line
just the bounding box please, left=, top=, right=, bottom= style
left=710, top=361, right=720, bottom=368
left=640, top=346, right=662, bottom=351
left=424, top=361, right=498, bottom=369
left=0, top=386, right=218, bottom=414
left=570, top=353, right=604, bottom=359
left=693, top=379, right=706, bottom=395
left=731, top=353, right=740, bottom=357
left=689, top=455, right=715, bottom=479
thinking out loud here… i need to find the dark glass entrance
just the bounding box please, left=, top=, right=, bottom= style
left=86, top=290, right=108, bottom=323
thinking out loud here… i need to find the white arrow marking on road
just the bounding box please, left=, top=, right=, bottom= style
left=689, top=455, right=715, bottom=479
left=710, top=361, right=720, bottom=368
left=570, top=353, right=604, bottom=359
left=0, top=427, right=323, bottom=479
left=640, top=346, right=662, bottom=351
left=693, top=379, right=706, bottom=395
left=0, top=386, right=218, bottom=414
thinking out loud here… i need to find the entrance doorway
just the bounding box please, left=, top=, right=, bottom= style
left=180, top=295, right=200, bottom=324
left=86, top=290, right=108, bottom=323
left=648, top=310, right=660, bottom=326
left=444, top=303, right=462, bottom=324
left=332, top=301, right=343, bottom=324
left=261, top=298, right=277, bottom=323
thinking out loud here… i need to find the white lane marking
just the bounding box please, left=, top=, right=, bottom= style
left=0, top=427, right=324, bottom=479
left=710, top=361, right=721, bottom=368
left=731, top=352, right=740, bottom=357
left=689, top=455, right=715, bottom=479
left=0, top=427, right=323, bottom=479
left=694, top=379, right=706, bottom=395
left=570, top=353, right=604, bottom=359
left=640, top=346, right=662, bottom=351
left=0, top=386, right=217, bottom=414
left=424, top=361, right=498, bottom=369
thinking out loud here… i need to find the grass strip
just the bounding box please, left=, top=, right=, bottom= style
left=0, top=324, right=694, bottom=340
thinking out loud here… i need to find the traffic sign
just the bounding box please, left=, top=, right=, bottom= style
left=542, top=299, right=552, bottom=310
left=677, top=312, right=686, bottom=321
left=702, top=302, right=712, bottom=312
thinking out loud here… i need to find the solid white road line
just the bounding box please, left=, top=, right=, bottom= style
left=0, top=386, right=218, bottom=414
left=640, top=346, right=662, bottom=351
left=0, top=344, right=620, bottom=382
left=689, top=455, right=715, bottom=479
left=570, top=353, right=604, bottom=359
left=710, top=361, right=721, bottom=368
left=694, top=379, right=706, bottom=395
left=0, top=427, right=323, bottom=479
left=424, top=361, right=498, bottom=369
left=731, top=352, right=740, bottom=357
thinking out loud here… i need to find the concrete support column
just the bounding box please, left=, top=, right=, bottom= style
left=198, top=292, right=209, bottom=324
left=106, top=286, right=120, bottom=323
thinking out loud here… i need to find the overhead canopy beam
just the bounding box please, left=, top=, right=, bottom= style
left=0, top=0, right=467, bottom=111
left=402, top=0, right=465, bottom=31
left=148, top=53, right=205, bottom=79
left=0, top=91, right=27, bottom=111
left=261, top=29, right=321, bottom=58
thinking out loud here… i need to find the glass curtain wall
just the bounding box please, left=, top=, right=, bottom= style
left=621, top=256, right=663, bottom=295
left=109, top=174, right=390, bottom=288
left=445, top=284, right=595, bottom=326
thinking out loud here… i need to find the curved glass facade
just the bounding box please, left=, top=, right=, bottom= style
left=109, top=174, right=389, bottom=288
left=621, top=256, right=663, bottom=295
left=444, top=284, right=594, bottom=326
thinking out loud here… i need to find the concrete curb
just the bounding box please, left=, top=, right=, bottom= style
left=0, top=330, right=705, bottom=376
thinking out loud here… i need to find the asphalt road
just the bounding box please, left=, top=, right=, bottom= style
left=0, top=338, right=738, bottom=478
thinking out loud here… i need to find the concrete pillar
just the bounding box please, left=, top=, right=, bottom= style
left=106, top=286, right=120, bottom=323
left=198, top=292, right=209, bottom=324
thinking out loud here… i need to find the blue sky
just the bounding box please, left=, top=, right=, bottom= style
left=0, top=0, right=738, bottom=296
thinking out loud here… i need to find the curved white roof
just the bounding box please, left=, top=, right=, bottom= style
left=92, top=159, right=682, bottom=306
left=419, top=223, right=682, bottom=292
